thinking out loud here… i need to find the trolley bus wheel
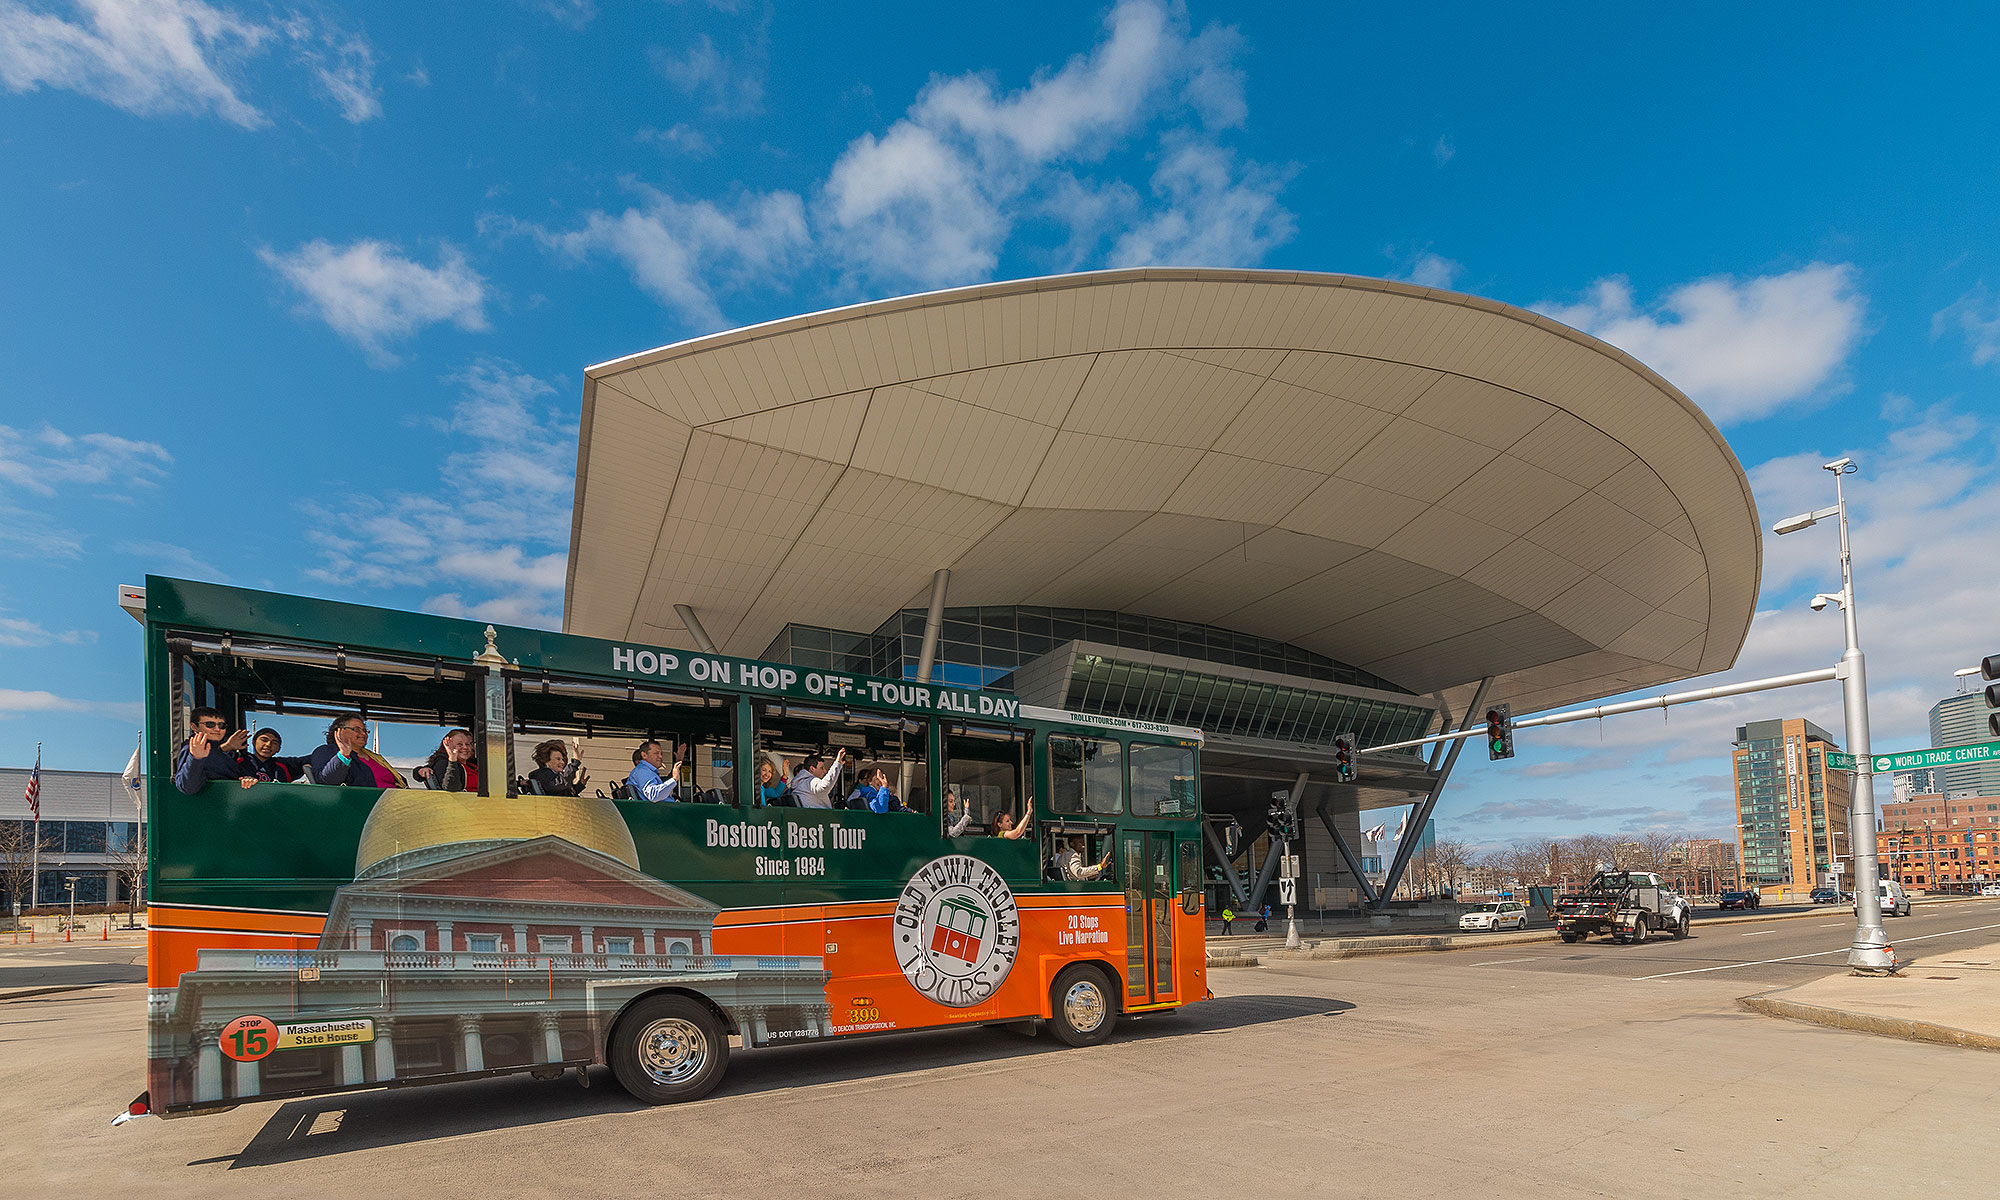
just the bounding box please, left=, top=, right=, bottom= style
left=1048, top=965, right=1118, bottom=1048
left=610, top=994, right=729, bottom=1104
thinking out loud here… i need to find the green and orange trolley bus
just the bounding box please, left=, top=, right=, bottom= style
left=127, top=576, right=1207, bottom=1117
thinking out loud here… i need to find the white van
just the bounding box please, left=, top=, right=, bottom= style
left=1858, top=878, right=1911, bottom=917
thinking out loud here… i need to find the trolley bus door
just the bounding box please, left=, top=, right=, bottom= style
left=1120, top=832, right=1176, bottom=1005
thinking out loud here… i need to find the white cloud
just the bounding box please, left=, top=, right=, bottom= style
left=820, top=0, right=1291, bottom=288
left=113, top=538, right=227, bottom=581
left=1106, top=139, right=1295, bottom=268
left=537, top=184, right=808, bottom=330
left=651, top=24, right=764, bottom=117
left=0, top=423, right=171, bottom=497
left=303, top=359, right=574, bottom=630
left=520, top=0, right=595, bottom=28
left=638, top=122, right=715, bottom=158
left=1432, top=135, right=1454, bottom=167
left=1395, top=250, right=1461, bottom=290
left=0, top=614, right=93, bottom=646
left=1933, top=286, right=2000, bottom=366
left=1539, top=263, right=1866, bottom=425
left=0, top=1, right=380, bottom=126
left=0, top=687, right=91, bottom=713
left=285, top=16, right=378, bottom=123
left=260, top=238, right=488, bottom=366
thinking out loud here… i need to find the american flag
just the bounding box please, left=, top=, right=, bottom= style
left=23, top=745, right=40, bottom=821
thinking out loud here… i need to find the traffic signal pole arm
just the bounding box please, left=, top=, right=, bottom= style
left=1358, top=664, right=1843, bottom=757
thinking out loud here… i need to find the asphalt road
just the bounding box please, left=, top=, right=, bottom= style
left=6, top=904, right=1999, bottom=1199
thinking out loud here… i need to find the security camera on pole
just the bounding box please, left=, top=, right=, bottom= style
left=1771, top=456, right=1895, bottom=973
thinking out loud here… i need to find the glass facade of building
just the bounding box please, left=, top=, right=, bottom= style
left=1063, top=656, right=1431, bottom=748
left=764, top=606, right=1413, bottom=695
left=762, top=605, right=1430, bottom=753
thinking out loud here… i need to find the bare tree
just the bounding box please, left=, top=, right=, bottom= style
left=0, top=821, right=55, bottom=926
left=1634, top=830, right=1683, bottom=873
left=111, top=823, right=146, bottom=927
left=1431, top=839, right=1476, bottom=897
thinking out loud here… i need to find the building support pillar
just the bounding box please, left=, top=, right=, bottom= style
left=914, top=569, right=951, bottom=684
left=513, top=923, right=529, bottom=955
left=1201, top=820, right=1250, bottom=907
left=539, top=1013, right=564, bottom=1063
left=674, top=604, right=718, bottom=654
left=340, top=1043, right=365, bottom=1086
left=232, top=1056, right=259, bottom=1099
left=1313, top=799, right=1381, bottom=907
left=1245, top=838, right=1284, bottom=913
left=1375, top=676, right=1489, bottom=909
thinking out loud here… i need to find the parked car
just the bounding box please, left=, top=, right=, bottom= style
left=1981, top=884, right=2000, bottom=897
left=1717, top=891, right=1761, bottom=910
left=1459, top=900, right=1529, bottom=931
left=1809, top=887, right=1842, bottom=904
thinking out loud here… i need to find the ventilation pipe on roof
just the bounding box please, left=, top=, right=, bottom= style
left=915, top=569, right=951, bottom=684
left=673, top=604, right=718, bottom=654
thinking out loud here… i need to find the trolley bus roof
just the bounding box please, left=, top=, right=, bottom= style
left=566, top=268, right=1761, bottom=719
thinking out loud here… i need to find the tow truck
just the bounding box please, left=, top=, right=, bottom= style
left=1554, top=871, right=1691, bottom=944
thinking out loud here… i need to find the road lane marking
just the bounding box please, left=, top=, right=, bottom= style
left=1472, top=957, right=1544, bottom=966
left=1637, top=919, right=2000, bottom=980
left=1743, top=931, right=1775, bottom=936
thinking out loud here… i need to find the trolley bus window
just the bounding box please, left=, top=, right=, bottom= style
left=162, top=632, right=484, bottom=792
left=943, top=723, right=1027, bottom=834
left=1049, top=735, right=1122, bottom=815
left=511, top=674, right=736, bottom=804
left=754, top=701, right=929, bottom=812
left=1129, top=743, right=1195, bottom=818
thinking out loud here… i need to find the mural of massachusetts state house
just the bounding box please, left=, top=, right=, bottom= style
left=149, top=793, right=829, bottom=1109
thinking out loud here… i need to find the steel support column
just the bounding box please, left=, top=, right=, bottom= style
left=1375, top=676, right=1490, bottom=908
left=914, top=570, right=950, bottom=684
left=1313, top=797, right=1381, bottom=907
left=673, top=604, right=718, bottom=654
left=1246, top=838, right=1283, bottom=913
left=1202, top=819, right=1250, bottom=908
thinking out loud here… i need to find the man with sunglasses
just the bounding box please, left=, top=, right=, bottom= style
left=173, top=706, right=250, bottom=794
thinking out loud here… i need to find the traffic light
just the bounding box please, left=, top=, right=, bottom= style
left=1266, top=798, right=1294, bottom=841
left=1983, top=654, right=2000, bottom=737
left=1485, top=703, right=1515, bottom=761
left=1333, top=731, right=1357, bottom=782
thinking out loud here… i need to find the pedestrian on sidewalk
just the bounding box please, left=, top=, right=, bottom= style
left=1255, top=903, right=1270, bottom=933
left=1220, top=906, right=1234, bottom=935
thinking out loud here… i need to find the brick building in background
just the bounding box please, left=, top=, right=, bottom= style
left=1878, top=794, right=2000, bottom=890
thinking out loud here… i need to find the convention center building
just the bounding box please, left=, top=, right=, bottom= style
left=559, top=268, right=1761, bottom=908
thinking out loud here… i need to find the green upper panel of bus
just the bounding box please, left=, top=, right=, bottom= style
left=143, top=576, right=1202, bottom=742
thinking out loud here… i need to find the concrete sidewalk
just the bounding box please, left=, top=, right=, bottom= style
left=1741, top=938, right=2000, bottom=1051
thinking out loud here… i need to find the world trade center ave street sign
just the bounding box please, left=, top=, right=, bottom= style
left=1864, top=740, right=2000, bottom=774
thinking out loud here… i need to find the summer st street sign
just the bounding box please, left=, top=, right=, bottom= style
left=1826, top=740, right=2000, bottom=774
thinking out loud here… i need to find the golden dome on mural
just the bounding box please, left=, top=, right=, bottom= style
left=354, top=789, right=640, bottom=878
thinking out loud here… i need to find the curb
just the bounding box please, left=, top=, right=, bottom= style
left=1268, top=930, right=1564, bottom=960
left=1739, top=992, right=2000, bottom=1053
left=1205, top=954, right=1261, bottom=968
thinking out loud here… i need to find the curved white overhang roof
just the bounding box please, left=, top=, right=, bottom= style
left=565, top=268, right=1761, bottom=719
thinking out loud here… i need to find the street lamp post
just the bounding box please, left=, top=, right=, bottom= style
left=1772, top=457, right=1894, bottom=972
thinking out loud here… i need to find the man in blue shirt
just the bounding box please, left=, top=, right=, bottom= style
left=627, top=739, right=681, bottom=802
left=173, top=707, right=248, bottom=794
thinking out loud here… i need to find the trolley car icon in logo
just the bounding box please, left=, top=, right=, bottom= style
left=894, top=855, right=1020, bottom=1008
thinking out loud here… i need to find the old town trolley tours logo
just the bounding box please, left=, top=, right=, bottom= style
left=894, top=854, right=1020, bottom=1007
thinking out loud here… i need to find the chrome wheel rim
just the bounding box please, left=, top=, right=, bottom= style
left=1063, top=979, right=1107, bottom=1034
left=637, top=1017, right=708, bottom=1086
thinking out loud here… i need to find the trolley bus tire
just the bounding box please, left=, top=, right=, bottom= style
left=609, top=994, right=729, bottom=1105
left=1048, top=965, right=1118, bottom=1048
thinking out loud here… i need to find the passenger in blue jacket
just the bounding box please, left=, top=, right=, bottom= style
left=173, top=707, right=248, bottom=794
left=850, top=766, right=904, bottom=813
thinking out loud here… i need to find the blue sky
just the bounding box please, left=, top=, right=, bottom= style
left=2, top=1, right=1997, bottom=847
